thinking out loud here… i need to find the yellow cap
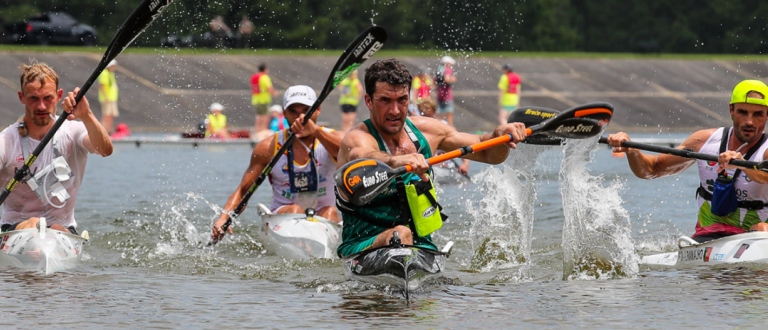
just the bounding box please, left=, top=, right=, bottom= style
left=730, top=80, right=768, bottom=106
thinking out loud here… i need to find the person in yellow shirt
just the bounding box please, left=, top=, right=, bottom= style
left=205, top=102, right=230, bottom=138
left=411, top=67, right=434, bottom=104
left=251, top=63, right=278, bottom=139
left=337, top=70, right=364, bottom=132
left=497, top=64, right=521, bottom=125
left=98, top=60, right=119, bottom=133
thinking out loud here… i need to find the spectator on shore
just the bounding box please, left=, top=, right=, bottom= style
left=209, top=15, right=232, bottom=48
left=435, top=56, right=457, bottom=126
left=498, top=64, right=521, bottom=125
left=205, top=102, right=230, bottom=138
left=337, top=70, right=364, bottom=132
left=238, top=16, right=254, bottom=48
left=251, top=63, right=279, bottom=140
left=98, top=59, right=119, bottom=134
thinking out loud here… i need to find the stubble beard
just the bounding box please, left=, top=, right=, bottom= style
left=32, top=115, right=51, bottom=127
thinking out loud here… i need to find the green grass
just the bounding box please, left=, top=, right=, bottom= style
left=1, top=44, right=768, bottom=61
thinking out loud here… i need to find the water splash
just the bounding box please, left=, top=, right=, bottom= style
left=466, top=144, right=555, bottom=279
left=559, top=138, right=639, bottom=280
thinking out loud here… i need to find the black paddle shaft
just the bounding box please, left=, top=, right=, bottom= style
left=599, top=136, right=768, bottom=170
left=0, top=0, right=174, bottom=206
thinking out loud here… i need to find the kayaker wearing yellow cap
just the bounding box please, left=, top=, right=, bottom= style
left=607, top=80, right=768, bottom=242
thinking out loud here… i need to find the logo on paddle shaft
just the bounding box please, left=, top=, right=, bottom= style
left=362, top=171, right=389, bottom=188
left=353, top=33, right=376, bottom=57
left=347, top=175, right=361, bottom=187
left=555, top=123, right=594, bottom=134
left=524, top=108, right=556, bottom=119
left=362, top=42, right=383, bottom=60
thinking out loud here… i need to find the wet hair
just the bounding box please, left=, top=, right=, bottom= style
left=19, top=60, right=59, bottom=92
left=417, top=98, right=437, bottom=117
left=364, top=58, right=412, bottom=97
left=258, top=63, right=267, bottom=72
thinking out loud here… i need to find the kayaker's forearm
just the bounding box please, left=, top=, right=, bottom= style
left=315, top=128, right=342, bottom=158
left=82, top=113, right=113, bottom=156
left=743, top=168, right=768, bottom=184
left=626, top=150, right=663, bottom=179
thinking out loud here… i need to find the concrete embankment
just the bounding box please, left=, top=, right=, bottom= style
left=1, top=51, right=765, bottom=134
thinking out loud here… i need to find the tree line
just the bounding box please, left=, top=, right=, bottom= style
left=1, top=0, right=767, bottom=54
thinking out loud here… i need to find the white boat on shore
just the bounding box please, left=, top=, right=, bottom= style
left=640, top=231, right=768, bottom=267
left=0, top=218, right=88, bottom=275
left=255, top=203, right=341, bottom=259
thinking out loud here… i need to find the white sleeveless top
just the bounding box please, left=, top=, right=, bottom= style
left=268, top=128, right=337, bottom=211
left=0, top=119, right=90, bottom=227
left=696, top=127, right=768, bottom=222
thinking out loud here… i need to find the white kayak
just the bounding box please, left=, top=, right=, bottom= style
left=0, top=218, right=88, bottom=275
left=255, top=203, right=341, bottom=259
left=640, top=231, right=768, bottom=267
left=343, top=233, right=453, bottom=299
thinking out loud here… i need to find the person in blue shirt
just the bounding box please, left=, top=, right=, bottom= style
left=268, top=104, right=289, bottom=132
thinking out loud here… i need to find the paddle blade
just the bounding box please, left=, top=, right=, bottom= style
left=508, top=106, right=564, bottom=145
left=527, top=102, right=613, bottom=139
left=323, top=26, right=388, bottom=97
left=335, top=158, right=401, bottom=206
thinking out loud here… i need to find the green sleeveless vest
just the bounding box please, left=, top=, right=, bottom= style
left=336, top=119, right=438, bottom=257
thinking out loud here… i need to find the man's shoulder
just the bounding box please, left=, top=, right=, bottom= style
left=682, top=128, right=718, bottom=149
left=409, top=116, right=446, bottom=134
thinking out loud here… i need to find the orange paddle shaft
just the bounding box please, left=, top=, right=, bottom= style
left=404, top=133, right=513, bottom=172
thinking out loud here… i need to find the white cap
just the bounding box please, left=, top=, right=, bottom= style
left=283, top=85, right=317, bottom=109
left=107, top=59, right=118, bottom=68
left=209, top=102, right=224, bottom=111
left=269, top=104, right=283, bottom=113
left=440, top=56, right=456, bottom=65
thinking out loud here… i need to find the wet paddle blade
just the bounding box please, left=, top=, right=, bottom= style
left=508, top=106, right=563, bottom=145
left=335, top=158, right=405, bottom=206
left=527, top=102, right=613, bottom=139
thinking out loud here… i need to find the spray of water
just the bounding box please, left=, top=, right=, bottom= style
left=559, top=138, right=639, bottom=280
left=466, top=144, right=554, bottom=279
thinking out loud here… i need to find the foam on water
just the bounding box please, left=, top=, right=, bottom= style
left=559, top=137, right=639, bottom=280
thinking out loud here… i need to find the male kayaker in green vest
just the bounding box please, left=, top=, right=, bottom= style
left=606, top=79, right=768, bottom=242
left=335, top=58, right=528, bottom=257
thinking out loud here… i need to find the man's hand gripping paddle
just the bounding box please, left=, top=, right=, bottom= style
left=336, top=102, right=614, bottom=206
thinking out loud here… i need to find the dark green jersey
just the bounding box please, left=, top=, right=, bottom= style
left=336, top=119, right=438, bottom=257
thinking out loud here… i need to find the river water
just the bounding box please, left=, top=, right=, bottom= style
left=2, top=134, right=765, bottom=329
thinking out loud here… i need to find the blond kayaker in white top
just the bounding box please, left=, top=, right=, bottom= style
left=0, top=61, right=113, bottom=234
